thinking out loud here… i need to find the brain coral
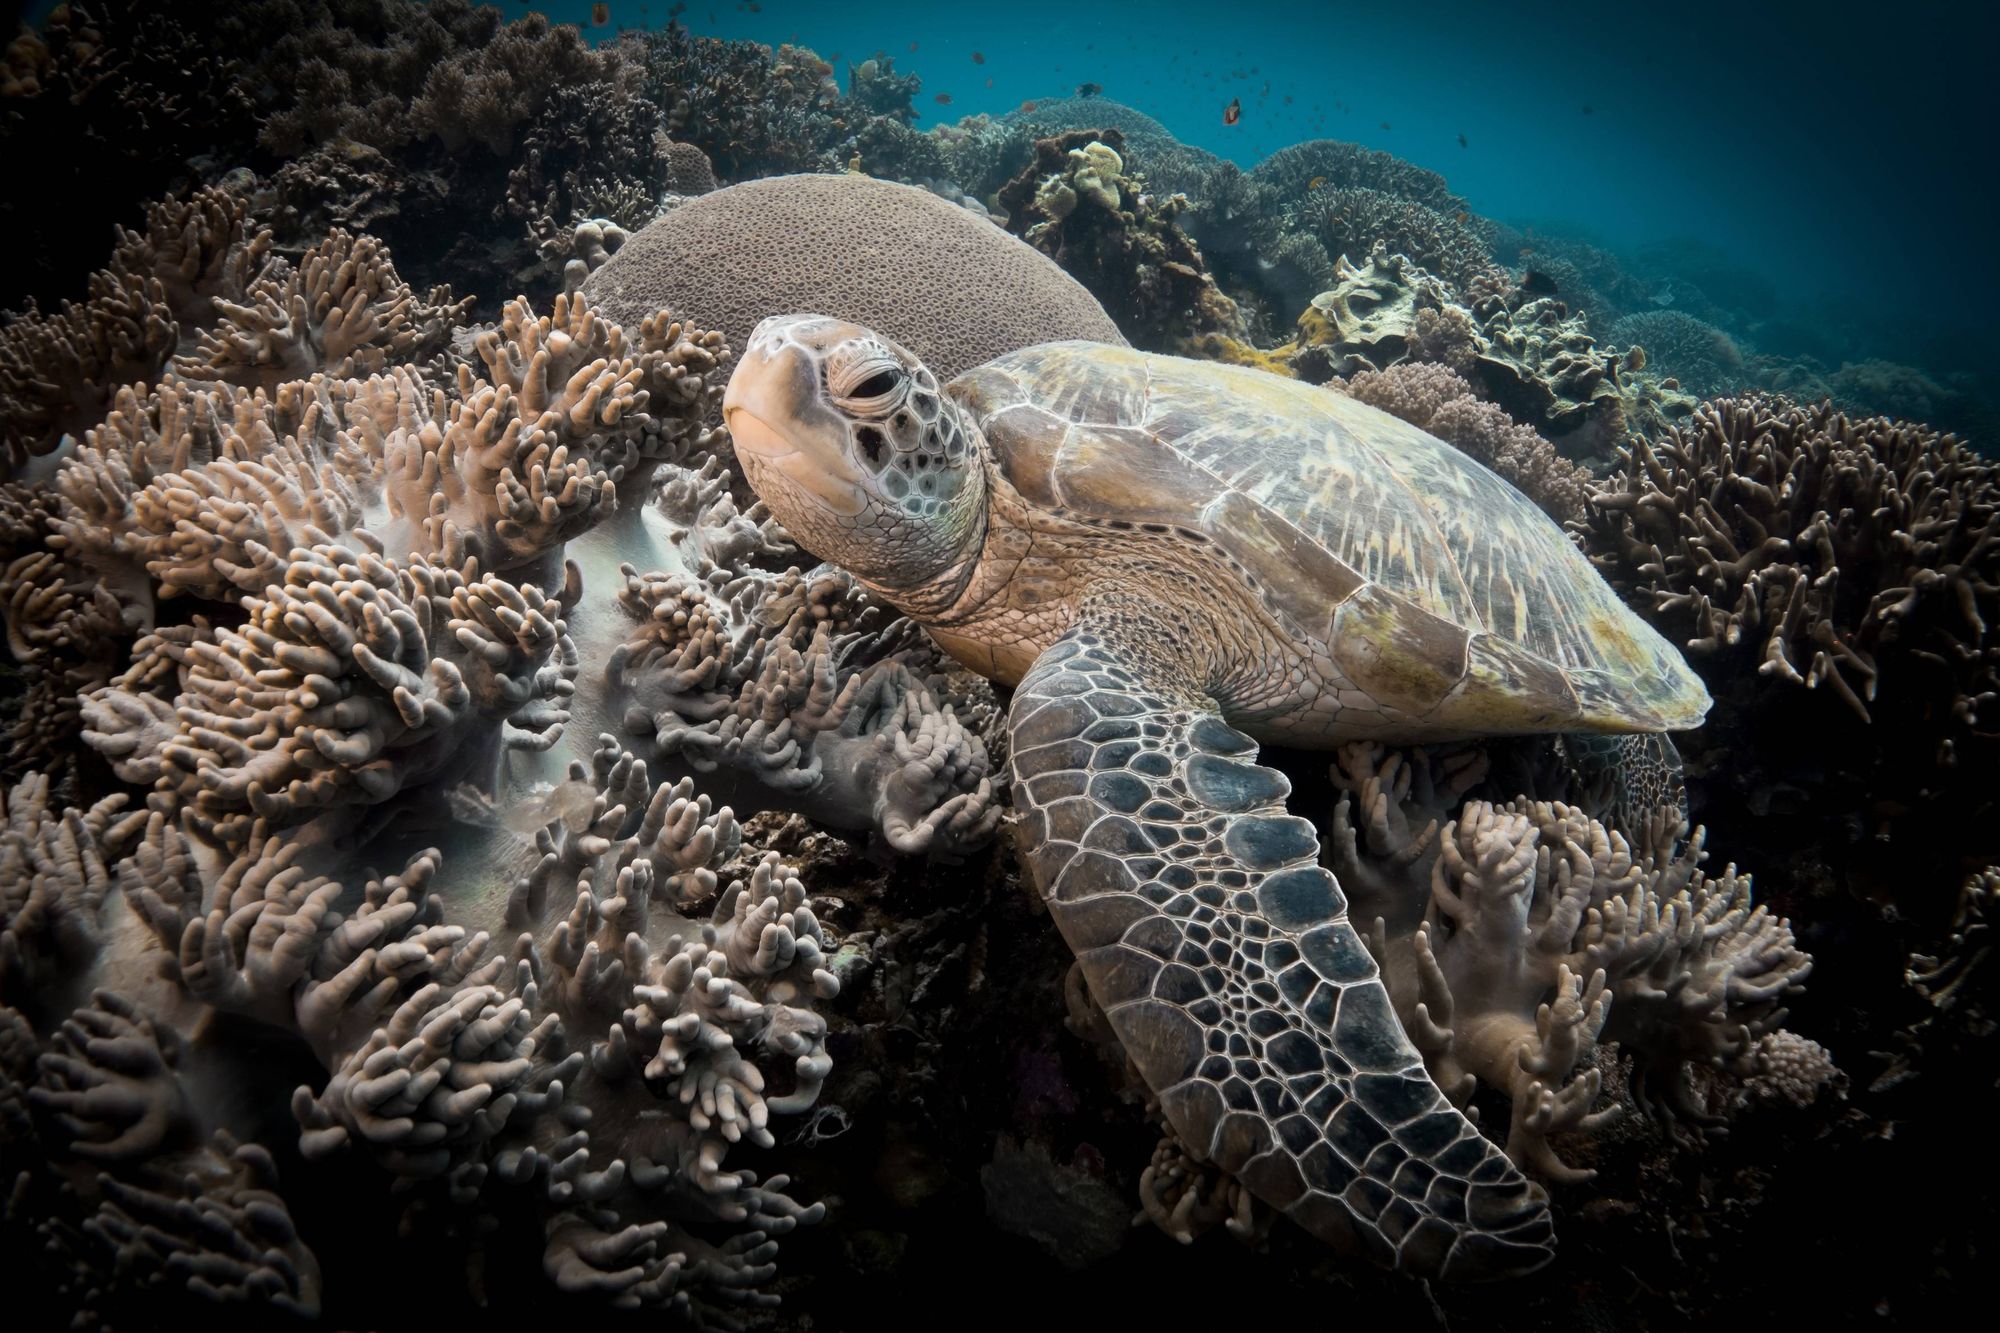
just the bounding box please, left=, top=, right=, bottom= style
left=580, top=174, right=1127, bottom=384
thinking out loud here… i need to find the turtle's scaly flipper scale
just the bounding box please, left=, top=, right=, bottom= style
left=1010, top=621, right=1555, bottom=1280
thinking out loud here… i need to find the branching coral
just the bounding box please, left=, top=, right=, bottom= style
left=848, top=54, right=921, bottom=124
left=380, top=293, right=730, bottom=575
left=997, top=130, right=1246, bottom=350
left=0, top=3, right=259, bottom=316
left=1584, top=395, right=1997, bottom=734
left=1252, top=138, right=1470, bottom=216
left=1607, top=310, right=1744, bottom=399
left=635, top=26, right=854, bottom=181
left=1328, top=741, right=1816, bottom=1179
left=1291, top=185, right=1499, bottom=292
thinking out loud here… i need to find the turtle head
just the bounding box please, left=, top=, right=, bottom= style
left=724, top=314, right=986, bottom=599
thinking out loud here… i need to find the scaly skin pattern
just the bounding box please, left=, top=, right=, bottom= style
left=1009, top=593, right=1553, bottom=1278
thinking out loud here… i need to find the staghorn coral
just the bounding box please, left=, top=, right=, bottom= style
left=583, top=173, right=1125, bottom=389
left=1583, top=395, right=1997, bottom=745
left=1327, top=741, right=1815, bottom=1179
left=997, top=131, right=1246, bottom=350
left=1339, top=361, right=1591, bottom=525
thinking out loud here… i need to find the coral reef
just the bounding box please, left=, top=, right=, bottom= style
left=0, top=6, right=1984, bottom=1326
left=1581, top=394, right=1999, bottom=920
left=582, top=173, right=1125, bottom=386
left=1252, top=138, right=1470, bottom=216
left=1291, top=186, right=1498, bottom=292
left=0, top=2, right=260, bottom=314
left=996, top=131, right=1245, bottom=350
left=1327, top=741, right=1815, bottom=1178
left=1283, top=248, right=1451, bottom=380
left=1607, top=310, right=1744, bottom=399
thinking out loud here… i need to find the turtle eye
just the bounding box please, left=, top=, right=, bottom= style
left=832, top=359, right=909, bottom=415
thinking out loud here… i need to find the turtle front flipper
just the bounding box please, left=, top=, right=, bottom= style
left=1010, top=622, right=1555, bottom=1280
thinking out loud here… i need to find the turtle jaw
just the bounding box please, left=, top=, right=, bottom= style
left=724, top=404, right=869, bottom=518
left=724, top=332, right=869, bottom=519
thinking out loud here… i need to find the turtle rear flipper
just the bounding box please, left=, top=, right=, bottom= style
left=1009, top=618, right=1554, bottom=1281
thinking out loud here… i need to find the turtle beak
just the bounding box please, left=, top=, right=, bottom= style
left=724, top=321, right=869, bottom=517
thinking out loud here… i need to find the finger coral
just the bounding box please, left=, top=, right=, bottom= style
left=81, top=544, right=577, bottom=848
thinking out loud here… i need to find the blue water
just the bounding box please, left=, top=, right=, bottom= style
left=545, top=0, right=1996, bottom=399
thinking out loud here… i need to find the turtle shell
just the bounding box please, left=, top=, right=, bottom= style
left=951, top=342, right=1707, bottom=734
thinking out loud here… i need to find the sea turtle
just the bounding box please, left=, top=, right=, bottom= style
left=721, top=318, right=1710, bottom=1281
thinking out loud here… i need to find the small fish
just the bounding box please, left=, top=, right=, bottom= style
left=1019, top=98, right=1040, bottom=113
left=972, top=51, right=985, bottom=64
left=1308, top=175, right=1326, bottom=189
left=1283, top=93, right=1293, bottom=104
left=1379, top=120, right=1391, bottom=130
left=934, top=92, right=952, bottom=104
left=1223, top=97, right=1241, bottom=125
left=1458, top=132, right=1468, bottom=148
left=670, top=1, right=685, bottom=12
left=1259, top=80, right=1270, bottom=97
left=985, top=77, right=994, bottom=88
left=589, top=0, right=608, bottom=20
left=909, top=41, right=919, bottom=53
left=1521, top=270, right=1559, bottom=296
left=1076, top=81, right=1103, bottom=97
left=1455, top=209, right=1469, bottom=222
